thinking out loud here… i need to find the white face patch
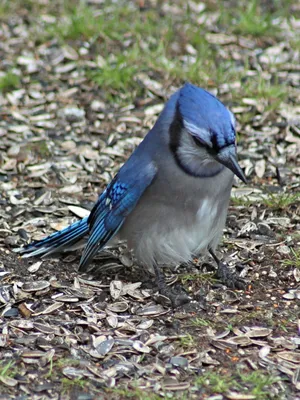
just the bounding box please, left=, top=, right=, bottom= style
left=183, top=119, right=212, bottom=148
left=229, top=110, right=236, bottom=128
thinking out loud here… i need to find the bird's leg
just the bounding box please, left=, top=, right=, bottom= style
left=152, top=263, right=190, bottom=308
left=209, top=249, right=246, bottom=290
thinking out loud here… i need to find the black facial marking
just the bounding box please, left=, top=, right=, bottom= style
left=210, top=131, right=234, bottom=154
left=169, top=105, right=183, bottom=156
left=168, top=104, right=223, bottom=178
left=192, top=135, right=206, bottom=149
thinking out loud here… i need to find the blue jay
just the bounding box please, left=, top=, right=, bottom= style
left=18, top=83, right=247, bottom=306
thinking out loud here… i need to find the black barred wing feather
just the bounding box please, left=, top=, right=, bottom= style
left=79, top=163, right=157, bottom=271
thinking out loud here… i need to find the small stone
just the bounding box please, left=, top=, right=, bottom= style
left=91, top=100, right=105, bottom=111
left=170, top=356, right=188, bottom=367
left=60, top=107, right=85, bottom=122
left=277, top=246, right=291, bottom=255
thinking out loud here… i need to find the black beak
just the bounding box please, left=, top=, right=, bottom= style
left=215, top=145, right=247, bottom=183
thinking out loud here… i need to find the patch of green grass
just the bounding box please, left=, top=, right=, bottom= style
left=196, top=371, right=237, bottom=393
left=230, top=196, right=254, bottom=207
left=0, top=0, right=40, bottom=17
left=0, top=71, right=20, bottom=92
left=195, top=369, right=281, bottom=399
left=2, top=0, right=295, bottom=109
left=282, top=248, right=300, bottom=269
left=231, top=192, right=299, bottom=210
left=246, top=78, right=287, bottom=110
left=0, top=360, right=18, bottom=378
left=239, top=370, right=281, bottom=399
left=61, top=377, right=87, bottom=395
left=190, top=317, right=211, bottom=327
left=218, top=0, right=287, bottom=37
left=234, top=0, right=279, bottom=37
left=180, top=272, right=215, bottom=285
left=277, top=321, right=289, bottom=332
left=0, top=3, right=9, bottom=16
left=87, top=54, right=138, bottom=93
left=237, top=110, right=258, bottom=126
left=262, top=192, right=299, bottom=210
left=18, top=0, right=290, bottom=108
left=228, top=75, right=288, bottom=112
left=23, top=140, right=52, bottom=158
left=87, top=38, right=224, bottom=96
left=110, top=388, right=163, bottom=400
left=221, top=310, right=271, bottom=329
left=39, top=1, right=243, bottom=101
left=290, top=37, right=300, bottom=52
left=45, top=357, right=82, bottom=378
left=46, top=2, right=154, bottom=42
left=55, top=358, right=82, bottom=368
left=179, top=334, right=195, bottom=348
left=47, top=4, right=108, bottom=40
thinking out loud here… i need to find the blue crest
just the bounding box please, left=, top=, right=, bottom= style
left=178, top=83, right=235, bottom=150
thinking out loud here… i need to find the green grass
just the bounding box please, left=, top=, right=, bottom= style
left=261, top=192, right=300, bottom=210
left=195, top=370, right=281, bottom=399
left=218, top=0, right=292, bottom=37
left=221, top=310, right=271, bottom=329
left=0, top=360, right=20, bottom=384
left=0, top=71, right=20, bottom=92
left=19, top=1, right=242, bottom=100
left=110, top=387, right=191, bottom=400
left=190, top=317, right=211, bottom=327
left=45, top=357, right=81, bottom=379
left=233, top=0, right=279, bottom=37
left=179, top=272, right=216, bottom=285
left=87, top=53, right=139, bottom=94
left=0, top=0, right=44, bottom=14
left=61, top=377, right=87, bottom=395
left=290, top=37, right=300, bottom=52
left=230, top=195, right=255, bottom=207
left=245, top=77, right=287, bottom=109
left=54, top=5, right=103, bottom=40
left=0, top=360, right=18, bottom=379
left=22, top=140, right=51, bottom=158
left=110, top=388, right=163, bottom=400
left=282, top=248, right=300, bottom=269
left=228, top=73, right=288, bottom=113
left=196, top=372, right=236, bottom=393
left=231, top=192, right=299, bottom=210
left=178, top=334, right=195, bottom=348
left=239, top=370, right=281, bottom=399
left=0, top=0, right=290, bottom=106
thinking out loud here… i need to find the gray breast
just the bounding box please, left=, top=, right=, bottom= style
left=119, top=158, right=233, bottom=268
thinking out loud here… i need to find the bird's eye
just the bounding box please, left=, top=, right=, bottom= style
left=192, top=135, right=206, bottom=148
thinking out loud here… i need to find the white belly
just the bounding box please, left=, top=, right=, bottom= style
left=124, top=197, right=228, bottom=268
left=119, top=164, right=233, bottom=269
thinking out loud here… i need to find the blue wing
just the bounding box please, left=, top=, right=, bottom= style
left=79, top=162, right=157, bottom=271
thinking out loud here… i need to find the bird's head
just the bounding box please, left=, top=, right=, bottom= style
left=169, top=83, right=246, bottom=183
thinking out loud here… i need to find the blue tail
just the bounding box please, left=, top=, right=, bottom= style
left=17, top=217, right=89, bottom=258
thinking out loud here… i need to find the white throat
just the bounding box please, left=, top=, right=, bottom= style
left=176, top=130, right=224, bottom=177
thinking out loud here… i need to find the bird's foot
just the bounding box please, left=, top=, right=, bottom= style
left=216, top=262, right=246, bottom=290
left=153, top=264, right=191, bottom=307
left=157, top=285, right=191, bottom=308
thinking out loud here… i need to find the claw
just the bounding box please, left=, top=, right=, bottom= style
left=216, top=261, right=246, bottom=290
left=153, top=264, right=191, bottom=307
left=159, top=289, right=191, bottom=308
left=209, top=249, right=246, bottom=290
